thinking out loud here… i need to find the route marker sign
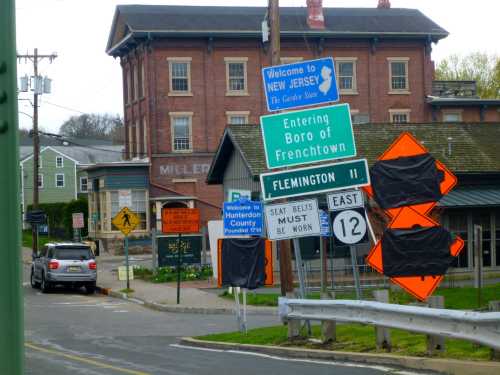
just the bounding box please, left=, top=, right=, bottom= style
left=112, top=207, right=140, bottom=236
left=223, top=199, right=263, bottom=236
left=331, top=208, right=368, bottom=245
left=262, top=57, right=339, bottom=111
left=260, top=103, right=355, bottom=169
left=260, top=159, right=370, bottom=201
left=327, top=189, right=364, bottom=211
left=264, top=199, right=321, bottom=241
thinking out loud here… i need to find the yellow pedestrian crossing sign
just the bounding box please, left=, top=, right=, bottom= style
left=112, top=207, right=140, bottom=236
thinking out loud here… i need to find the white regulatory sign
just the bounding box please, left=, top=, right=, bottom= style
left=332, top=209, right=367, bottom=245
left=327, top=189, right=364, bottom=211
left=264, top=198, right=321, bottom=241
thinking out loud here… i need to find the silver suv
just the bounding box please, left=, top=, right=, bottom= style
left=30, top=242, right=97, bottom=294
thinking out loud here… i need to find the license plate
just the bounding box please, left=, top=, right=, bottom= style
left=68, top=266, right=80, bottom=272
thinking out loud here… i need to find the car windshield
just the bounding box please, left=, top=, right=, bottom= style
left=54, top=247, right=92, bottom=260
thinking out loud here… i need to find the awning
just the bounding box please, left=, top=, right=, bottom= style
left=439, top=187, right=500, bottom=208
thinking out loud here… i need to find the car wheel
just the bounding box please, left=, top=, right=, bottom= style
left=30, top=269, right=40, bottom=289
left=41, top=273, right=51, bottom=293
left=85, top=284, right=95, bottom=295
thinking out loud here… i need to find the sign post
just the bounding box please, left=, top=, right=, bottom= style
left=112, top=207, right=140, bottom=291
left=162, top=208, right=200, bottom=304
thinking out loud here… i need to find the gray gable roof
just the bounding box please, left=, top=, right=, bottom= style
left=207, top=123, right=500, bottom=184
left=20, top=145, right=124, bottom=165
left=107, top=5, right=447, bottom=55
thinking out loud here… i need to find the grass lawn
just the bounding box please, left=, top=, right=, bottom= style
left=197, top=323, right=495, bottom=362
left=220, top=283, right=500, bottom=310
left=22, top=230, right=64, bottom=249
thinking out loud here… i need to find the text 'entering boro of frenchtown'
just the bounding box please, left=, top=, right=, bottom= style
left=274, top=112, right=347, bottom=164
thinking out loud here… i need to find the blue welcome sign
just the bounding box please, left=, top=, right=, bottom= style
left=262, top=57, right=339, bottom=112
left=223, top=199, right=263, bottom=236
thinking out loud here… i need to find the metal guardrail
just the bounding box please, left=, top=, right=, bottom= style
left=278, top=298, right=500, bottom=350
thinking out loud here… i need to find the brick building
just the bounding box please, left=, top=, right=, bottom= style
left=105, top=4, right=498, bottom=228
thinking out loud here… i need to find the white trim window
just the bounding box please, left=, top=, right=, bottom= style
left=170, top=112, right=193, bottom=152
left=55, top=173, right=65, bottom=188
left=443, top=110, right=463, bottom=122
left=335, top=58, right=357, bottom=94
left=389, top=109, right=411, bottom=123
left=110, top=190, right=147, bottom=231
left=56, top=156, right=64, bottom=168
left=225, top=57, right=248, bottom=95
left=168, top=57, right=192, bottom=95
left=226, top=111, right=250, bottom=125
left=80, top=177, right=88, bottom=192
left=388, top=58, right=410, bottom=93
left=38, top=173, right=43, bottom=189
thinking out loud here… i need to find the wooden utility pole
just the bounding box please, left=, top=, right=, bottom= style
left=17, top=49, right=57, bottom=254
left=269, top=0, right=294, bottom=296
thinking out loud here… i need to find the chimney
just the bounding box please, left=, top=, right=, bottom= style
left=377, top=0, right=391, bottom=8
left=307, top=0, right=325, bottom=30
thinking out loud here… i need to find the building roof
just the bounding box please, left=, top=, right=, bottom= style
left=207, top=123, right=500, bottom=184
left=427, top=96, right=500, bottom=107
left=107, top=5, right=448, bottom=56
left=439, top=186, right=500, bottom=208
left=20, top=145, right=124, bottom=165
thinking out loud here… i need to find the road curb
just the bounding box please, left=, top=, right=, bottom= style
left=179, top=337, right=500, bottom=375
left=96, top=286, right=277, bottom=316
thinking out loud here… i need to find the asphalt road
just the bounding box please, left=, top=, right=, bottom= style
left=23, top=266, right=426, bottom=375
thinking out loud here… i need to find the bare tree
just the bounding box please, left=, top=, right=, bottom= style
left=59, top=113, right=123, bottom=142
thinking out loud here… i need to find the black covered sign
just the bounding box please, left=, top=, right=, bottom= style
left=221, top=238, right=266, bottom=290
left=381, top=226, right=453, bottom=277
left=370, top=154, right=443, bottom=209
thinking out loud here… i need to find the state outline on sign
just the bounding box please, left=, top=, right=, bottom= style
left=261, top=56, right=339, bottom=112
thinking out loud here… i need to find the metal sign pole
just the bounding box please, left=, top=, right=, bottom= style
left=350, top=245, right=362, bottom=299
left=292, top=238, right=311, bottom=334
left=125, top=235, right=130, bottom=290
left=176, top=233, right=182, bottom=304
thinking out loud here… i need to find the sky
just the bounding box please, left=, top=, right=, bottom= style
left=15, top=0, right=500, bottom=133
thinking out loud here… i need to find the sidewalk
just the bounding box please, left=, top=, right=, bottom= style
left=94, top=252, right=277, bottom=316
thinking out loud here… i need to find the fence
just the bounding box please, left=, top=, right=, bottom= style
left=278, top=297, right=500, bottom=351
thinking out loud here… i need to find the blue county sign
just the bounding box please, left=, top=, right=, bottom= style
left=262, top=57, right=339, bottom=111
left=264, top=199, right=321, bottom=241
left=260, top=159, right=370, bottom=201
left=260, top=104, right=355, bottom=169
left=223, top=199, right=263, bottom=236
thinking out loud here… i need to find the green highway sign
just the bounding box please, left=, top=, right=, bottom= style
left=260, top=159, right=370, bottom=201
left=260, top=103, right=356, bottom=169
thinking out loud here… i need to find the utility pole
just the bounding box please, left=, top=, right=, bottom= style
left=17, top=49, right=57, bottom=255
left=0, top=0, right=24, bottom=373
left=269, top=0, right=294, bottom=296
